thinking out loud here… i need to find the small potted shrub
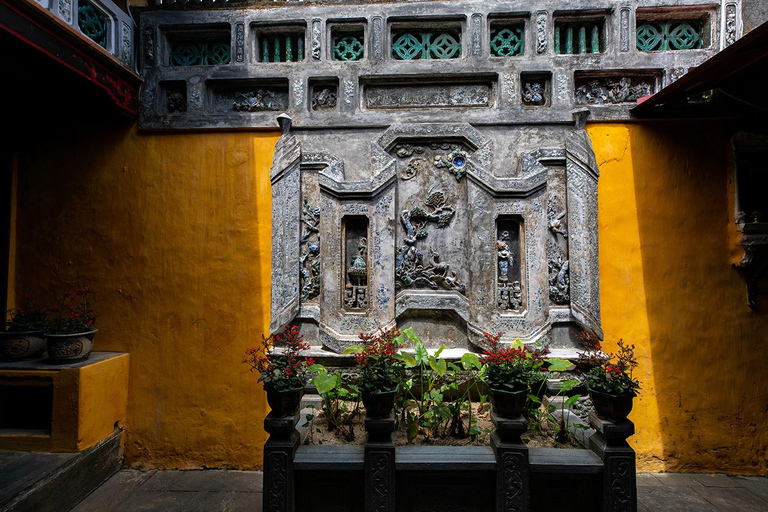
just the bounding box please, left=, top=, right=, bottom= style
left=584, top=340, right=640, bottom=422
left=0, top=298, right=49, bottom=361
left=243, top=324, right=315, bottom=417
left=480, top=332, right=538, bottom=418
left=45, top=289, right=97, bottom=364
left=344, top=326, right=404, bottom=419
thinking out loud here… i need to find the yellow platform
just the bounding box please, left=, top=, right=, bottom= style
left=0, top=352, right=129, bottom=452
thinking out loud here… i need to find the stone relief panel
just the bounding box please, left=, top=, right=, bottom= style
left=270, top=121, right=601, bottom=352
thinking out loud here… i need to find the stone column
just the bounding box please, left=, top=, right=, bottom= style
left=263, top=413, right=300, bottom=512
left=588, top=412, right=637, bottom=512
left=490, top=412, right=530, bottom=512
left=364, top=413, right=396, bottom=511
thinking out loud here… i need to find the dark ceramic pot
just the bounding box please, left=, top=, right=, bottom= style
left=266, top=387, right=305, bottom=417
left=588, top=388, right=634, bottom=422
left=488, top=387, right=528, bottom=418
left=361, top=389, right=397, bottom=419
left=0, top=331, right=46, bottom=361
left=45, top=329, right=97, bottom=364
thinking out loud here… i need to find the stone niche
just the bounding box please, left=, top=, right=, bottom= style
left=271, top=115, right=602, bottom=354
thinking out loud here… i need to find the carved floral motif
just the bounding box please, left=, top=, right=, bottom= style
left=522, top=82, right=545, bottom=105
left=548, top=255, right=570, bottom=305
left=434, top=148, right=469, bottom=181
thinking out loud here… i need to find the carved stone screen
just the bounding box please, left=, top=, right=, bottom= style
left=270, top=120, right=602, bottom=353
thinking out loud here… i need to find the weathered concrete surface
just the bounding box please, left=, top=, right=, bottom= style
left=742, top=0, right=768, bottom=32
left=70, top=470, right=768, bottom=511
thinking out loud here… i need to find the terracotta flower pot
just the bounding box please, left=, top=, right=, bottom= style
left=588, top=388, right=634, bottom=422
left=45, top=329, right=98, bottom=364
left=0, top=331, right=46, bottom=361
left=361, top=389, right=397, bottom=419
left=488, top=387, right=528, bottom=418
left=266, top=387, right=305, bottom=417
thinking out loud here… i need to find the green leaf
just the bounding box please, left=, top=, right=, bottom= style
left=343, top=345, right=363, bottom=354
left=510, top=338, right=525, bottom=350
left=430, top=357, right=447, bottom=376
left=396, top=352, right=418, bottom=368
left=545, top=358, right=572, bottom=372
left=434, top=345, right=446, bottom=359
left=308, top=363, right=327, bottom=374
left=564, top=394, right=581, bottom=407
left=560, top=379, right=580, bottom=392
left=414, top=341, right=429, bottom=365
left=312, top=372, right=339, bottom=395
left=527, top=394, right=541, bottom=404
left=461, top=352, right=482, bottom=371
left=403, top=327, right=422, bottom=345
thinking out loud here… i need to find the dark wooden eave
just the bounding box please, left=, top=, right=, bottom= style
left=0, top=0, right=142, bottom=117
left=632, top=21, right=768, bottom=120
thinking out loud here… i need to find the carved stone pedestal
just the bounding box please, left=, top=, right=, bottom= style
left=364, top=413, right=396, bottom=512
left=490, top=412, right=530, bottom=512
left=263, top=413, right=300, bottom=512
left=588, top=412, right=637, bottom=512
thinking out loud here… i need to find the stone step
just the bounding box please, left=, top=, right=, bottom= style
left=529, top=447, right=603, bottom=474
left=0, top=429, right=121, bottom=512
left=396, top=445, right=496, bottom=471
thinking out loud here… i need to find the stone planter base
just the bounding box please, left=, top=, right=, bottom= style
left=264, top=408, right=637, bottom=512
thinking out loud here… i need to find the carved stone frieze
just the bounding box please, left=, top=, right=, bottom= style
left=300, top=198, right=321, bottom=301
left=522, top=81, right=545, bottom=106
left=575, top=77, right=653, bottom=105
left=725, top=4, right=737, bottom=47
left=233, top=90, right=281, bottom=111
left=311, top=19, right=321, bottom=60
left=535, top=11, right=547, bottom=54
left=620, top=8, right=631, bottom=52
left=235, top=22, right=245, bottom=62
left=372, top=16, right=384, bottom=60
left=143, top=26, right=155, bottom=65
left=121, top=22, right=132, bottom=66
left=471, top=13, right=483, bottom=57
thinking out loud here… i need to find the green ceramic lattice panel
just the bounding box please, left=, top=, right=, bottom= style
left=490, top=25, right=524, bottom=57
left=78, top=0, right=109, bottom=49
left=170, top=39, right=230, bottom=66
left=333, top=34, right=364, bottom=61
left=391, top=30, right=462, bottom=60
left=636, top=21, right=704, bottom=51
left=554, top=21, right=603, bottom=54
left=260, top=33, right=305, bottom=62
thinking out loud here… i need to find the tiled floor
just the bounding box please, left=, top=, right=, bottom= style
left=71, top=470, right=768, bottom=512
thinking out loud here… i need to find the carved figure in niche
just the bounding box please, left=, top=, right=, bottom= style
left=497, top=231, right=523, bottom=311
left=497, top=231, right=514, bottom=282
left=548, top=256, right=570, bottom=305
left=167, top=90, right=186, bottom=113
left=396, top=191, right=465, bottom=293
left=233, top=90, right=277, bottom=111
left=345, top=237, right=368, bottom=309
left=312, top=88, right=337, bottom=110
left=300, top=198, right=321, bottom=301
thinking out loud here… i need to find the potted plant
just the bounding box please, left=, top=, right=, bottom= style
left=45, top=288, right=97, bottom=364
left=0, top=298, right=49, bottom=361
left=480, top=332, right=538, bottom=418
left=243, top=324, right=315, bottom=417
left=344, top=326, right=404, bottom=419
left=584, top=339, right=640, bottom=422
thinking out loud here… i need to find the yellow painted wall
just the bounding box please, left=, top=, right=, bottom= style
left=589, top=122, right=768, bottom=475
left=12, top=120, right=277, bottom=468
left=10, top=118, right=766, bottom=473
